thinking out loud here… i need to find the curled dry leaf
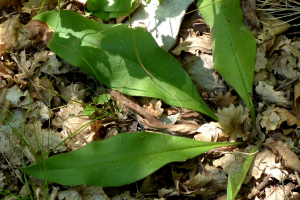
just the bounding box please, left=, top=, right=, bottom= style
left=52, top=100, right=93, bottom=150
left=171, top=33, right=212, bottom=55
left=141, top=98, right=164, bottom=118
left=214, top=92, right=237, bottom=108
left=294, top=82, right=300, bottom=118
left=0, top=15, right=22, bottom=56
left=255, top=43, right=267, bottom=72
left=26, top=121, right=67, bottom=153
left=215, top=104, right=249, bottom=142
left=264, top=137, right=300, bottom=172
left=57, top=83, right=87, bottom=103
left=260, top=106, right=300, bottom=133
left=5, top=85, right=31, bottom=108
left=195, top=122, right=223, bottom=142
left=255, top=81, right=290, bottom=107
left=257, top=11, right=290, bottom=42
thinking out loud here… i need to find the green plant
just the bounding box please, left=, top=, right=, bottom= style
left=19, top=0, right=258, bottom=199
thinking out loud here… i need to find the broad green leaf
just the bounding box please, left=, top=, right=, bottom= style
left=93, top=94, right=111, bottom=105
left=86, top=0, right=136, bottom=21
left=33, top=10, right=217, bottom=120
left=227, top=143, right=260, bottom=200
left=20, top=132, right=239, bottom=186
left=198, top=0, right=256, bottom=117
left=83, top=105, right=96, bottom=115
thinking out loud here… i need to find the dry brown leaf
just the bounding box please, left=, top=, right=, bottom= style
left=183, top=173, right=212, bottom=189
left=214, top=92, right=237, bottom=108
left=171, top=33, right=212, bottom=55
left=57, top=83, right=87, bottom=103
left=271, top=53, right=300, bottom=79
left=30, top=76, right=56, bottom=102
left=0, top=87, right=10, bottom=125
left=258, top=12, right=290, bottom=42
left=264, top=137, right=300, bottom=172
left=241, top=0, right=260, bottom=29
left=141, top=98, right=164, bottom=118
left=294, top=82, right=300, bottom=118
left=26, top=121, right=67, bottom=153
left=215, top=104, right=248, bottom=142
left=22, top=0, right=58, bottom=15
left=260, top=106, right=300, bottom=132
left=194, top=122, right=223, bottom=142
left=268, top=34, right=291, bottom=57
left=52, top=100, right=93, bottom=150
left=184, top=55, right=226, bottom=94
left=24, top=20, right=53, bottom=44
left=0, top=15, right=22, bottom=56
left=5, top=85, right=31, bottom=108
left=282, top=45, right=300, bottom=60
left=253, top=69, right=268, bottom=86
left=255, top=43, right=267, bottom=72
left=255, top=81, right=290, bottom=106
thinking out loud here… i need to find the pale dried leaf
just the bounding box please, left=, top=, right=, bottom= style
left=0, top=15, right=22, bottom=56
left=195, top=122, right=223, bottom=142
left=264, top=137, right=300, bottom=172
left=184, top=173, right=212, bottom=189
left=214, top=92, right=237, bottom=108
left=57, top=83, right=87, bottom=103
left=253, top=69, right=268, bottom=86
left=255, top=43, right=267, bottom=72
left=5, top=85, right=31, bottom=108
left=255, top=81, right=290, bottom=106
left=216, top=104, right=249, bottom=142
left=26, top=121, right=67, bottom=153
left=171, top=34, right=212, bottom=55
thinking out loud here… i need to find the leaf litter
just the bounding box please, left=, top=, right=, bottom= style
left=2, top=0, right=300, bottom=199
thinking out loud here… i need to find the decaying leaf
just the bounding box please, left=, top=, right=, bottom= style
left=141, top=98, right=164, bottom=118
left=171, top=33, right=212, bottom=55
left=214, top=92, right=237, bottom=108
left=294, top=82, right=300, bottom=118
left=57, top=83, right=87, bottom=103
left=255, top=43, right=267, bottom=72
left=57, top=185, right=107, bottom=200
left=257, top=11, right=290, bottom=42
left=195, top=122, right=223, bottom=142
left=260, top=106, right=300, bottom=133
left=26, top=121, right=67, bottom=153
left=255, top=81, right=290, bottom=106
left=216, top=104, right=249, bottom=142
left=5, top=85, right=31, bottom=108
left=253, top=69, right=268, bottom=86
left=52, top=100, right=93, bottom=150
left=0, top=15, right=22, bottom=56
left=264, top=137, right=300, bottom=172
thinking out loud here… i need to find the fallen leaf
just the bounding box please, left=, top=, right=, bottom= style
left=260, top=106, right=300, bottom=132
left=171, top=33, right=212, bottom=55
left=216, top=104, right=249, bottom=142
left=264, top=137, right=300, bottom=172
left=258, top=11, right=290, bottom=42
left=0, top=15, right=22, bottom=56
left=26, top=121, right=67, bottom=153
left=57, top=83, right=87, bottom=103
left=5, top=85, right=31, bottom=108
left=214, top=92, right=237, bottom=108
left=255, top=81, right=290, bottom=106
left=253, top=69, right=268, bottom=86
left=183, top=173, right=212, bottom=189
left=195, top=122, right=223, bottom=142
left=294, top=82, right=300, bottom=118
left=255, top=43, right=267, bottom=72
left=141, top=98, right=164, bottom=118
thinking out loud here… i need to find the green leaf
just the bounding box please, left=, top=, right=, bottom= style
left=93, top=94, right=111, bottom=105
left=33, top=10, right=217, bottom=120
left=198, top=0, right=256, bottom=110
left=227, top=143, right=260, bottom=200
left=83, top=105, right=96, bottom=115
left=20, top=132, right=239, bottom=186
left=86, top=0, right=136, bottom=21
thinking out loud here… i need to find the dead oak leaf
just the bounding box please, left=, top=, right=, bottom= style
left=260, top=106, right=300, bottom=133
left=26, top=121, right=67, bottom=153
left=264, top=137, right=300, bottom=172
left=255, top=81, right=290, bottom=107
left=0, top=15, right=22, bottom=56
left=214, top=92, right=237, bottom=108
left=171, top=33, right=212, bottom=55
left=216, top=104, right=248, bottom=142
left=57, top=83, right=87, bottom=103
